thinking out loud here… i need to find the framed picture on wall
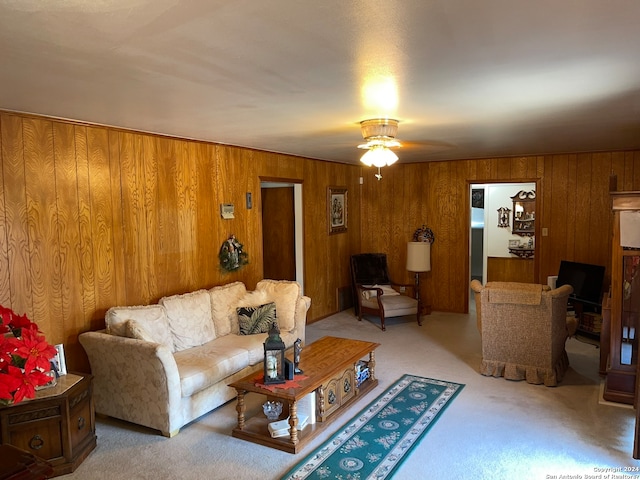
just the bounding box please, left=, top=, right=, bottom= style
left=328, top=186, right=347, bottom=235
left=471, top=188, right=484, bottom=209
left=53, top=343, right=67, bottom=376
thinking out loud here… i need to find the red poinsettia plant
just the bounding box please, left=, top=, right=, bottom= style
left=0, top=305, right=57, bottom=405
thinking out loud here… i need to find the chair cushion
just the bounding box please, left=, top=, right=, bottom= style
left=160, top=290, right=216, bottom=351
left=362, top=294, right=418, bottom=314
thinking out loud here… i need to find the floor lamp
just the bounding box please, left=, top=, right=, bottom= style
left=406, top=241, right=431, bottom=315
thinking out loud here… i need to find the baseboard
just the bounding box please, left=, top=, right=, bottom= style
left=598, top=380, right=633, bottom=409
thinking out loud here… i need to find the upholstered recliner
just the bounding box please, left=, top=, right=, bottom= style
left=351, top=253, right=420, bottom=331
left=470, top=279, right=574, bottom=386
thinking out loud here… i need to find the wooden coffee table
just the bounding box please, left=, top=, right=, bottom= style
left=229, top=336, right=380, bottom=453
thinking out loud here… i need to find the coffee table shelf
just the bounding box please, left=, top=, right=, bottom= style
left=229, top=336, right=380, bottom=454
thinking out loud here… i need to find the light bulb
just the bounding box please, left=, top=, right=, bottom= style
left=360, top=146, right=398, bottom=167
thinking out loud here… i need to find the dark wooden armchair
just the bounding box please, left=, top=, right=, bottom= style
left=350, top=253, right=420, bottom=331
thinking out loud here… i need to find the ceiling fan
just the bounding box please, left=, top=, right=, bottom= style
left=357, top=118, right=402, bottom=180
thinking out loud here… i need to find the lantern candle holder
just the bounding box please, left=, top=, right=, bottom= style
left=263, top=322, right=286, bottom=384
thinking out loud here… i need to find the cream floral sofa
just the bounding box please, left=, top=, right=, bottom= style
left=79, top=280, right=310, bottom=437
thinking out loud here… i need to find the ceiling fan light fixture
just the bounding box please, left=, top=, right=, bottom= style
left=357, top=138, right=401, bottom=149
left=357, top=118, right=401, bottom=175
left=360, top=118, right=399, bottom=141
left=360, top=145, right=398, bottom=168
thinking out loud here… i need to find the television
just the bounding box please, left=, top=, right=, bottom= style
left=556, top=260, right=606, bottom=306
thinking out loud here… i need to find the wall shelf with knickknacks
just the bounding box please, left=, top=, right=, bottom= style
left=511, top=190, right=536, bottom=236
left=508, top=238, right=534, bottom=259
left=508, top=247, right=534, bottom=259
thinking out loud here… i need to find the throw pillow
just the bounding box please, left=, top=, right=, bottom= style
left=255, top=280, right=300, bottom=332
left=231, top=289, right=270, bottom=334
left=160, top=290, right=216, bottom=351
left=237, top=302, right=277, bottom=335
left=361, top=284, right=400, bottom=300
left=208, top=282, right=248, bottom=337
left=106, top=304, right=163, bottom=336
left=105, top=305, right=175, bottom=351
left=124, top=319, right=152, bottom=341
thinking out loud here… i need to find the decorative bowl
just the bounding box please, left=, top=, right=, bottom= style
left=262, top=401, right=283, bottom=420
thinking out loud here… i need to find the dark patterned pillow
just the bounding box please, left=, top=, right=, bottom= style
left=237, top=302, right=277, bottom=335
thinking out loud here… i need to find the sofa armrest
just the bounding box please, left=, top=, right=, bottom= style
left=549, top=284, right=573, bottom=298
left=79, top=330, right=182, bottom=435
left=293, top=295, right=311, bottom=345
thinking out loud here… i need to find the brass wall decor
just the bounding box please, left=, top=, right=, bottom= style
left=497, top=207, right=511, bottom=228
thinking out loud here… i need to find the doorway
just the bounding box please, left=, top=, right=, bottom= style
left=260, top=181, right=304, bottom=293
left=469, top=182, right=537, bottom=292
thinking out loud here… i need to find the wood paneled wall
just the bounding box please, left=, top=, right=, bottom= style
left=487, top=257, right=534, bottom=283
left=360, top=152, right=640, bottom=313
left=0, top=112, right=360, bottom=372
left=2, top=110, right=640, bottom=372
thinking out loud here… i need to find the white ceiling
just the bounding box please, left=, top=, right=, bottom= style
left=1, top=0, right=639, bottom=165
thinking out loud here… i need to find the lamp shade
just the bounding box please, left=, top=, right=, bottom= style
left=406, top=241, right=431, bottom=272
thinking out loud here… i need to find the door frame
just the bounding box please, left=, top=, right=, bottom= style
left=260, top=178, right=305, bottom=294
left=467, top=179, right=541, bottom=308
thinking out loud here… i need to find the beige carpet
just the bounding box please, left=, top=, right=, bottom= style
left=59, top=309, right=640, bottom=480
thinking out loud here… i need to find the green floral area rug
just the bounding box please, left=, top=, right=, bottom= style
left=281, top=374, right=465, bottom=480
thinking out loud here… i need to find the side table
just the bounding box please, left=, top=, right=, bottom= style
left=0, top=444, right=53, bottom=480
left=0, top=374, right=96, bottom=477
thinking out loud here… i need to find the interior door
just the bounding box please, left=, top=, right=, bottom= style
left=261, top=186, right=296, bottom=280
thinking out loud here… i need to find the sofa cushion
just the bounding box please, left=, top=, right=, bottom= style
left=105, top=305, right=174, bottom=351
left=173, top=342, right=251, bottom=397
left=160, top=290, right=216, bottom=352
left=210, top=327, right=299, bottom=368
left=237, top=302, right=276, bottom=335
left=208, top=282, right=247, bottom=337
left=212, top=333, right=270, bottom=366
left=256, top=280, right=300, bottom=332
left=124, top=319, right=153, bottom=341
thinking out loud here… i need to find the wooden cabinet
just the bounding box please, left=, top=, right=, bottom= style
left=317, top=367, right=356, bottom=422
left=604, top=192, right=640, bottom=405
left=0, top=444, right=54, bottom=479
left=0, top=374, right=96, bottom=477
